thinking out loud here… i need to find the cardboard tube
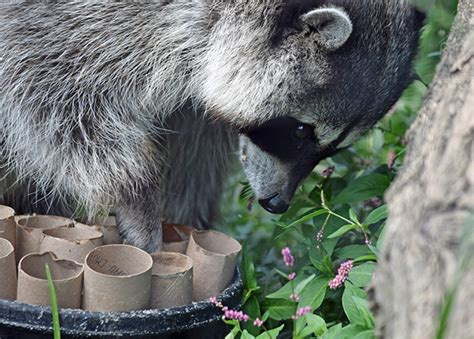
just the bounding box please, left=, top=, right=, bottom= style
left=17, top=252, right=83, bottom=309
left=150, top=252, right=193, bottom=309
left=186, top=230, right=241, bottom=301
left=0, top=206, right=16, bottom=249
left=0, top=238, right=16, bottom=300
left=82, top=244, right=153, bottom=311
left=82, top=216, right=122, bottom=245
left=16, top=215, right=74, bottom=262
left=39, top=224, right=103, bottom=263
left=162, top=224, right=195, bottom=254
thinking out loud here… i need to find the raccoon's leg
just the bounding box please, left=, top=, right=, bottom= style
left=115, top=185, right=162, bottom=253
left=161, top=107, right=237, bottom=229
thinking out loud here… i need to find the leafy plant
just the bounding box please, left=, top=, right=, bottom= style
left=216, top=1, right=458, bottom=337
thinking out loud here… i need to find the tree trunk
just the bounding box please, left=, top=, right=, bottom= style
left=375, top=0, right=473, bottom=338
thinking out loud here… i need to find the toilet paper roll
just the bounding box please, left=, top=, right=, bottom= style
left=186, top=230, right=241, bottom=301
left=0, top=238, right=16, bottom=300
left=162, top=224, right=195, bottom=254
left=88, top=216, right=122, bottom=245
left=39, top=224, right=103, bottom=263
left=82, top=244, right=153, bottom=311
left=16, top=215, right=74, bottom=262
left=17, top=252, right=83, bottom=309
left=0, top=206, right=16, bottom=249
left=150, top=252, right=193, bottom=309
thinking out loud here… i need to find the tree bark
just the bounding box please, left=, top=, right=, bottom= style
left=375, top=1, right=473, bottom=338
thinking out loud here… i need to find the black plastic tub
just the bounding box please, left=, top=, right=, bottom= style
left=0, top=269, right=242, bottom=338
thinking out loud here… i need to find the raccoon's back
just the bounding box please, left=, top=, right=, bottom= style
left=0, top=2, right=168, bottom=122
left=0, top=2, right=210, bottom=212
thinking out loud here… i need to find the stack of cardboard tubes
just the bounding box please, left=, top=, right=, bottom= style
left=0, top=205, right=241, bottom=311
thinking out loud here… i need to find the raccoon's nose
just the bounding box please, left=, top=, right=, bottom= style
left=259, top=194, right=289, bottom=214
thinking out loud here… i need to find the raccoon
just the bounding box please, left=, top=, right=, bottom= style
left=0, top=1, right=423, bottom=251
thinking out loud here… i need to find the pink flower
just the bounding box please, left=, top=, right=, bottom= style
left=387, top=150, right=397, bottom=169
left=321, top=166, right=335, bottom=179
left=328, top=260, right=354, bottom=289
left=224, top=309, right=250, bottom=322
left=253, top=318, right=263, bottom=327
left=290, top=293, right=299, bottom=302
left=316, top=230, right=323, bottom=243
left=292, top=306, right=312, bottom=319
left=288, top=272, right=296, bottom=281
left=328, top=275, right=344, bottom=289
left=364, top=235, right=372, bottom=245
left=211, top=296, right=250, bottom=323
left=281, top=247, right=295, bottom=267
left=363, top=197, right=383, bottom=209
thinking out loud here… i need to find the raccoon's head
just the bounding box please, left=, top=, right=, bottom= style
left=199, top=0, right=423, bottom=213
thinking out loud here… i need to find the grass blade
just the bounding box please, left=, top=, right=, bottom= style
left=45, top=263, right=61, bottom=339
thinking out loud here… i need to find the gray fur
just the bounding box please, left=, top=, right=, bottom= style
left=0, top=1, right=422, bottom=250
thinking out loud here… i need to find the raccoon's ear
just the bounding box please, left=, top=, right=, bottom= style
left=301, top=8, right=353, bottom=51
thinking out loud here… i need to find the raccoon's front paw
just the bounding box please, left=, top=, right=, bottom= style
left=115, top=212, right=162, bottom=253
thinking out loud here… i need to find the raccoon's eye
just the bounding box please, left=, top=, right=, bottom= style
left=294, top=125, right=313, bottom=140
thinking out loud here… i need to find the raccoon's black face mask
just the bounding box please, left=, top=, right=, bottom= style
left=240, top=117, right=347, bottom=213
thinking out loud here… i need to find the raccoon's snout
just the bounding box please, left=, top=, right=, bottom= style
left=259, top=193, right=289, bottom=214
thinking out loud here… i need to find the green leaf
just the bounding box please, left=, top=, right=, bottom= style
left=244, top=295, right=261, bottom=318
left=322, top=324, right=343, bottom=339
left=241, top=330, right=256, bottom=339
left=339, top=325, right=371, bottom=339
left=342, top=282, right=369, bottom=327
left=376, top=224, right=387, bottom=249
left=332, top=174, right=390, bottom=205
left=256, top=325, right=285, bottom=339
left=223, top=319, right=240, bottom=326
left=274, top=268, right=290, bottom=280
left=348, top=262, right=377, bottom=288
left=309, top=246, right=331, bottom=274
left=353, top=330, right=376, bottom=339
left=353, top=255, right=378, bottom=263
left=243, top=296, right=262, bottom=336
left=327, top=224, right=356, bottom=239
left=283, top=209, right=327, bottom=229
left=262, top=299, right=296, bottom=321
left=241, top=243, right=258, bottom=291
left=266, top=275, right=308, bottom=300
left=299, top=314, right=327, bottom=337
left=321, top=238, right=339, bottom=257
left=365, top=205, right=388, bottom=225
left=295, top=316, right=307, bottom=336
left=352, top=296, right=375, bottom=329
left=335, top=245, right=372, bottom=259
left=280, top=198, right=314, bottom=221
left=367, top=244, right=380, bottom=257
left=225, top=324, right=240, bottom=339
left=298, top=277, right=328, bottom=310
left=349, top=209, right=360, bottom=224
left=295, top=274, right=316, bottom=295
